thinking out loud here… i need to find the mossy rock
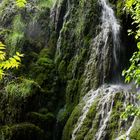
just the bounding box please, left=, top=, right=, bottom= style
left=37, top=57, right=54, bottom=67
left=66, top=79, right=79, bottom=106
left=0, top=123, right=47, bottom=140
left=5, top=78, right=42, bottom=98
left=39, top=108, right=49, bottom=114
left=129, top=118, right=140, bottom=140
left=75, top=99, right=98, bottom=140
left=58, top=60, right=67, bottom=80
left=27, top=112, right=55, bottom=131
left=0, top=78, right=44, bottom=123
left=62, top=105, right=83, bottom=140
left=38, top=47, right=55, bottom=59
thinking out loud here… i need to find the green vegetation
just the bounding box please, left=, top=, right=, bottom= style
left=130, top=118, right=140, bottom=139
left=16, top=0, right=27, bottom=8
left=122, top=0, right=140, bottom=87
left=0, top=0, right=140, bottom=139
left=6, top=14, right=25, bottom=55
left=121, top=0, right=140, bottom=127
left=37, top=0, right=56, bottom=8
left=0, top=42, right=23, bottom=80
left=0, top=123, right=46, bottom=140
left=121, top=105, right=140, bottom=121
left=62, top=105, right=82, bottom=140
left=5, top=78, right=40, bottom=97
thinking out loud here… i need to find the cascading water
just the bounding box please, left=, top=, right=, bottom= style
left=100, top=0, right=121, bottom=65
left=83, top=0, right=121, bottom=90
left=71, top=0, right=138, bottom=140
left=71, top=84, right=137, bottom=140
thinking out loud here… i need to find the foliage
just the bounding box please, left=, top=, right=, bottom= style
left=16, top=0, right=27, bottom=8
left=5, top=78, right=40, bottom=97
left=121, top=104, right=140, bottom=121
left=122, top=51, right=140, bottom=86
left=6, top=14, right=25, bottom=54
left=37, top=0, right=56, bottom=8
left=0, top=123, right=46, bottom=140
left=0, top=42, right=23, bottom=80
left=122, top=0, right=140, bottom=86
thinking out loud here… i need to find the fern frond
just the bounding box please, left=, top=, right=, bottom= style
left=0, top=41, right=23, bottom=80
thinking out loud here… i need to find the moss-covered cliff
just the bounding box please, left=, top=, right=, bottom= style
left=0, top=0, right=139, bottom=140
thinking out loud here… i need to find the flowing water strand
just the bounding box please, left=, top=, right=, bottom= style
left=71, top=85, right=130, bottom=140
left=95, top=88, right=115, bottom=140
left=100, top=0, right=120, bottom=65
left=71, top=89, right=99, bottom=140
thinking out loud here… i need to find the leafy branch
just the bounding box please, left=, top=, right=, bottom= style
left=123, top=0, right=140, bottom=87
left=0, top=42, right=23, bottom=80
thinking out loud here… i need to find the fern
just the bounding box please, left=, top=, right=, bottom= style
left=0, top=41, right=23, bottom=80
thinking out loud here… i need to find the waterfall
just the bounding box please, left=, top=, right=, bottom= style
left=71, top=0, right=137, bottom=140
left=100, top=0, right=120, bottom=65
left=83, top=0, right=121, bottom=90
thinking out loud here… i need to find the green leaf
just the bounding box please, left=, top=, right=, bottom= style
left=137, top=42, right=140, bottom=50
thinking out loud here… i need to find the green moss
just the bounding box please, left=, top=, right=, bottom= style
left=39, top=47, right=54, bottom=59
left=29, top=46, right=56, bottom=86
left=58, top=60, right=67, bottom=80
left=39, top=108, right=48, bottom=114
left=6, top=14, right=25, bottom=55
left=37, top=57, right=53, bottom=67
left=0, top=123, right=47, bottom=140
left=76, top=99, right=98, bottom=140
left=66, top=79, right=79, bottom=106
left=62, top=105, right=82, bottom=140
left=116, top=0, right=125, bottom=18
left=27, top=112, right=55, bottom=131
left=106, top=92, right=127, bottom=139
left=62, top=97, right=100, bottom=140
left=37, top=0, right=56, bottom=9
left=5, top=78, right=41, bottom=98
left=1, top=78, right=44, bottom=124
left=130, top=118, right=140, bottom=139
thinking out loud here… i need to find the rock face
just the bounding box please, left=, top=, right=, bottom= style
left=0, top=0, right=139, bottom=140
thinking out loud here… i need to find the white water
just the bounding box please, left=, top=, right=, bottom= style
left=83, top=0, right=121, bottom=90
left=95, top=87, right=115, bottom=140
left=71, top=88, right=99, bottom=140
left=99, top=0, right=120, bottom=65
